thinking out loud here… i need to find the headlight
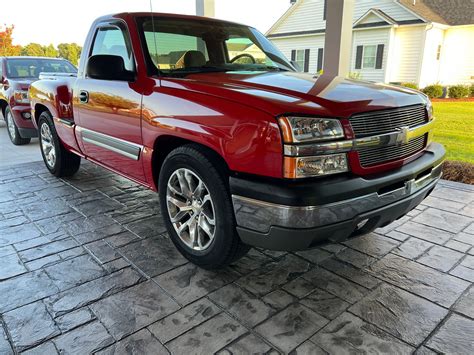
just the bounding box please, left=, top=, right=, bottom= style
left=278, top=116, right=344, bottom=143
left=284, top=153, right=349, bottom=178
left=14, top=90, right=29, bottom=104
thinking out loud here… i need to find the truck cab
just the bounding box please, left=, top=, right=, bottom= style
left=29, top=13, right=445, bottom=268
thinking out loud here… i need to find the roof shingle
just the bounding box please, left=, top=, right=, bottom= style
left=398, top=0, right=474, bottom=26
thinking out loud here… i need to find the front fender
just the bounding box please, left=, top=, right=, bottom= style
left=141, top=86, right=283, bottom=180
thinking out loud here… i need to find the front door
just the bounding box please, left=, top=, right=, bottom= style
left=74, top=22, right=145, bottom=182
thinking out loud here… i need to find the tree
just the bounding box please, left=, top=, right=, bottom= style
left=57, top=43, right=82, bottom=65
left=21, top=43, right=44, bottom=56
left=0, top=24, right=22, bottom=56
left=43, top=44, right=58, bottom=58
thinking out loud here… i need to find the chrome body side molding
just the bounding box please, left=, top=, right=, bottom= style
left=77, top=127, right=143, bottom=161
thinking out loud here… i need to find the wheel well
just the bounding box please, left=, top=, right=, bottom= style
left=34, top=104, right=50, bottom=125
left=152, top=136, right=230, bottom=186
left=0, top=100, right=8, bottom=118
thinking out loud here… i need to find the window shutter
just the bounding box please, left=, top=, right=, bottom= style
left=317, top=48, right=324, bottom=72
left=291, top=50, right=296, bottom=61
left=355, top=46, right=363, bottom=69
left=323, top=0, right=327, bottom=20
left=376, top=44, right=384, bottom=69
left=304, top=49, right=311, bottom=72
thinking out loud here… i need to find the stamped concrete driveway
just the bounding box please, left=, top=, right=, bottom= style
left=0, top=156, right=473, bottom=353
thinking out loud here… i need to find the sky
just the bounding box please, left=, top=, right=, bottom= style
left=2, top=0, right=291, bottom=46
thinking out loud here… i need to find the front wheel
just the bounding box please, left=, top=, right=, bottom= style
left=5, top=106, right=31, bottom=145
left=158, top=145, right=250, bottom=269
left=38, top=111, right=81, bottom=177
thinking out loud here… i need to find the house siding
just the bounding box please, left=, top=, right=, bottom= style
left=351, top=28, right=391, bottom=82
left=269, top=0, right=419, bottom=35
left=438, top=26, right=474, bottom=85
left=418, top=26, right=445, bottom=88
left=271, top=35, right=325, bottom=74
left=388, top=25, right=426, bottom=83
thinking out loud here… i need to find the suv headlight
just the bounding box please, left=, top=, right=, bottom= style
left=278, top=116, right=344, bottom=143
left=278, top=116, right=349, bottom=178
left=14, top=90, right=29, bottom=104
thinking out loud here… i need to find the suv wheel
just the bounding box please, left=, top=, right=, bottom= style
left=5, top=106, right=31, bottom=145
left=159, top=145, right=250, bottom=269
left=38, top=111, right=81, bottom=177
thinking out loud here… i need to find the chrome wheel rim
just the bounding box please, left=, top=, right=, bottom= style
left=166, top=168, right=216, bottom=251
left=40, top=123, right=56, bottom=168
left=6, top=111, right=16, bottom=139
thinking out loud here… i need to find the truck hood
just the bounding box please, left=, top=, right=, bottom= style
left=7, top=78, right=36, bottom=91
left=163, top=72, right=428, bottom=117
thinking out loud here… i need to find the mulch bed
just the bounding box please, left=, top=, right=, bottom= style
left=432, top=98, right=474, bottom=102
left=442, top=161, right=474, bottom=185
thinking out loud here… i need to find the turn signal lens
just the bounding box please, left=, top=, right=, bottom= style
left=284, top=154, right=349, bottom=178
left=278, top=116, right=344, bottom=143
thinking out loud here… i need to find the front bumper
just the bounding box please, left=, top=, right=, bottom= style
left=11, top=105, right=37, bottom=138
left=232, top=143, right=445, bottom=251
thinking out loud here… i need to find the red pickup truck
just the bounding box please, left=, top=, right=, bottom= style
left=29, top=13, right=445, bottom=268
left=0, top=56, right=76, bottom=145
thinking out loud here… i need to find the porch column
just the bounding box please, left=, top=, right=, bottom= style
left=323, top=0, right=355, bottom=77
left=196, top=0, right=215, bottom=17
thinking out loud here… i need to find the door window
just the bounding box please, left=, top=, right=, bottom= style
left=91, top=26, right=134, bottom=71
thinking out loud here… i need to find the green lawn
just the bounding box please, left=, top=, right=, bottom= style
left=432, top=101, right=474, bottom=163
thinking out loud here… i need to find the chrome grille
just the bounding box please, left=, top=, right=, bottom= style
left=350, top=104, right=428, bottom=138
left=358, top=135, right=426, bottom=167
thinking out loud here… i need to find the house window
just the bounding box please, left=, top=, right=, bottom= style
left=362, top=45, right=377, bottom=69
left=291, top=49, right=310, bottom=72
left=436, top=45, right=442, bottom=60
left=295, top=49, right=305, bottom=69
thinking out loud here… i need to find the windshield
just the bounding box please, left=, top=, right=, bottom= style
left=138, top=17, right=295, bottom=77
left=5, top=58, right=77, bottom=79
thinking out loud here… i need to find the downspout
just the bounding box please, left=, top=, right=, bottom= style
left=417, top=23, right=433, bottom=88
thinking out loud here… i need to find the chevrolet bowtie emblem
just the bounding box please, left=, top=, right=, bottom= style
left=395, top=126, right=410, bottom=145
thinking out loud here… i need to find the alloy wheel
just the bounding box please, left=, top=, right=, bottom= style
left=166, top=168, right=216, bottom=251
left=40, top=122, right=56, bottom=168
left=6, top=111, right=16, bottom=140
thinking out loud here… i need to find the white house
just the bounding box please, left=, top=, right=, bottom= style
left=267, top=0, right=474, bottom=88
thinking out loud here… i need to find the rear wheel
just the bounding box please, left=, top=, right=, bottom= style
left=5, top=106, right=31, bottom=145
left=159, top=145, right=250, bottom=269
left=38, top=111, right=81, bottom=177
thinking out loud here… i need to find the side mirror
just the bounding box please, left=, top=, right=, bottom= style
left=86, top=55, right=134, bottom=82
left=290, top=60, right=302, bottom=72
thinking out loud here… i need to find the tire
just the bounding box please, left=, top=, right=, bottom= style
left=159, top=144, right=250, bottom=269
left=38, top=111, right=81, bottom=177
left=5, top=106, right=31, bottom=145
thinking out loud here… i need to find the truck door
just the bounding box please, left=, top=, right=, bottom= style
left=74, top=22, right=145, bottom=182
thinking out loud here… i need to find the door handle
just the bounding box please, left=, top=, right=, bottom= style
left=79, top=90, right=89, bottom=103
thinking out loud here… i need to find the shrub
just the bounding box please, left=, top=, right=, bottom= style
left=401, top=82, right=419, bottom=90
left=470, top=84, right=474, bottom=97
left=422, top=84, right=443, bottom=99
left=348, top=72, right=361, bottom=80
left=448, top=85, right=470, bottom=99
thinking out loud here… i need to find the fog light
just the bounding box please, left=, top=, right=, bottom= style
left=22, top=112, right=32, bottom=119
left=284, top=153, right=349, bottom=178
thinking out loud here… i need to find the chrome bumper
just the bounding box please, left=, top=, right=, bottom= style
left=232, top=163, right=442, bottom=234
